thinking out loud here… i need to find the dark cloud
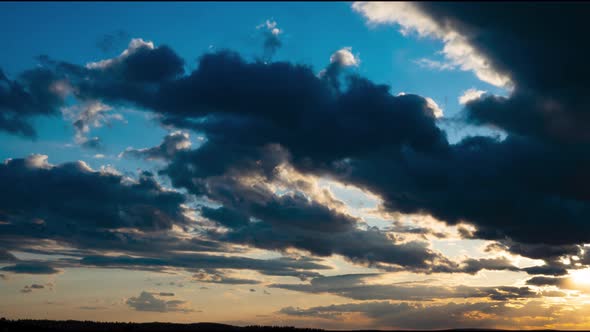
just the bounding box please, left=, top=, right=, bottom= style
left=120, top=131, right=191, bottom=161
left=31, top=43, right=582, bottom=264
left=0, top=67, right=66, bottom=137
left=486, top=241, right=580, bottom=261
left=414, top=3, right=590, bottom=144
left=20, top=283, right=45, bottom=293
left=526, top=276, right=567, bottom=287
left=87, top=38, right=185, bottom=83
left=79, top=253, right=329, bottom=281
left=0, top=249, right=17, bottom=262
left=272, top=274, right=539, bottom=301
left=457, top=257, right=520, bottom=275
left=2, top=262, right=59, bottom=275
left=192, top=269, right=260, bottom=285
left=194, top=172, right=452, bottom=271
left=0, top=155, right=237, bottom=271
left=126, top=291, right=191, bottom=313
left=523, top=265, right=569, bottom=277
left=0, top=155, right=191, bottom=234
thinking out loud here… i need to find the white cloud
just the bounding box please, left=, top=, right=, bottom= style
left=397, top=93, right=443, bottom=118
left=330, top=47, right=360, bottom=67
left=86, top=38, right=154, bottom=70
left=61, top=100, right=125, bottom=146
left=258, top=19, right=282, bottom=36
left=352, top=2, right=512, bottom=88
left=414, top=58, right=456, bottom=71
left=425, top=97, right=444, bottom=118
left=459, top=88, right=487, bottom=105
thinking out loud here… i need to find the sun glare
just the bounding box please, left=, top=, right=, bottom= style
left=571, top=268, right=590, bottom=285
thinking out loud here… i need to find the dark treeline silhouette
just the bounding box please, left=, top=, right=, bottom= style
left=0, top=318, right=327, bottom=332
left=0, top=318, right=556, bottom=332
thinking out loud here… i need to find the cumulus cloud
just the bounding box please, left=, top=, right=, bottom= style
left=320, top=47, right=360, bottom=90
left=459, top=88, right=486, bottom=105
left=120, top=131, right=191, bottom=161
left=85, top=38, right=184, bottom=82
left=330, top=47, right=359, bottom=68
left=0, top=154, right=191, bottom=232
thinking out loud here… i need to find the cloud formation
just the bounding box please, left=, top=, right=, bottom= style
left=120, top=131, right=191, bottom=161
left=126, top=291, right=192, bottom=313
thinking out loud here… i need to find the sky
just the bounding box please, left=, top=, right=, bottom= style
left=1, top=2, right=590, bottom=330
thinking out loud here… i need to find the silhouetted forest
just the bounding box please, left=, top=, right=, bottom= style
left=0, top=318, right=557, bottom=332
left=0, top=319, right=329, bottom=332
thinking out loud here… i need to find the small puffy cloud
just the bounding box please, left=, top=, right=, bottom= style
left=21, top=283, right=45, bottom=294
left=192, top=269, right=260, bottom=285
left=330, top=47, right=360, bottom=67
left=257, top=20, right=282, bottom=60
left=126, top=291, right=192, bottom=313
left=61, top=100, right=124, bottom=149
left=120, top=131, right=191, bottom=161
left=459, top=88, right=486, bottom=105
left=319, top=47, right=360, bottom=90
